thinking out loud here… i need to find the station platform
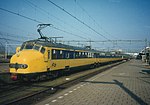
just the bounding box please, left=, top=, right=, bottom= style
left=35, top=60, right=150, bottom=105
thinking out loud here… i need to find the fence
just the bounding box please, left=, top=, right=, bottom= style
left=4, top=43, right=21, bottom=59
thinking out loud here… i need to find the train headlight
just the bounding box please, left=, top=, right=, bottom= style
left=20, top=64, right=28, bottom=69
left=9, top=63, right=28, bottom=69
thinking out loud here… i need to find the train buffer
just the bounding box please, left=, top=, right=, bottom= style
left=36, top=60, right=150, bottom=105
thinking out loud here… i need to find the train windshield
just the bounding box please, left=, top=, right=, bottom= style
left=33, top=45, right=40, bottom=51
left=20, top=42, right=34, bottom=50
left=25, top=43, right=34, bottom=49
left=20, top=42, right=45, bottom=53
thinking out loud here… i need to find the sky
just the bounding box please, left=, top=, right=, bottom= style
left=0, top=0, right=150, bottom=53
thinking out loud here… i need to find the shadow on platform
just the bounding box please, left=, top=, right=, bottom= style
left=141, top=70, right=150, bottom=74
left=82, top=79, right=148, bottom=105
left=113, top=80, right=148, bottom=105
left=129, top=64, right=146, bottom=69
left=137, top=77, right=150, bottom=85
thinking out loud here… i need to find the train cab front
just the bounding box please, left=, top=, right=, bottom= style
left=9, top=41, right=47, bottom=80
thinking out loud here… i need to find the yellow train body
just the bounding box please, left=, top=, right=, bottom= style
left=10, top=50, right=47, bottom=74
left=9, top=40, right=124, bottom=80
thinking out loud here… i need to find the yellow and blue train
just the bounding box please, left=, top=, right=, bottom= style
left=9, top=38, right=125, bottom=80
left=9, top=23, right=126, bottom=80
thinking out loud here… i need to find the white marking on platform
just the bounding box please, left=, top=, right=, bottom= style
left=64, top=93, right=68, bottom=96
left=113, top=67, right=118, bottom=69
left=58, top=96, right=63, bottom=99
left=45, top=104, right=49, bottom=105
left=80, top=85, right=83, bottom=86
left=73, top=88, right=77, bottom=91
left=51, top=100, right=57, bottom=102
left=69, top=91, right=73, bottom=93
left=91, top=73, right=105, bottom=81
left=119, top=73, right=125, bottom=75
left=66, top=78, right=70, bottom=80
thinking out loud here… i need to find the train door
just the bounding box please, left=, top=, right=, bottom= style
left=64, top=50, right=70, bottom=71
left=47, top=50, right=51, bottom=70
left=44, top=49, right=48, bottom=62
left=43, top=48, right=51, bottom=70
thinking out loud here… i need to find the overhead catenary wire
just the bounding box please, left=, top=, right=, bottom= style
left=0, top=7, right=42, bottom=24
left=58, top=39, right=146, bottom=43
left=0, top=34, right=18, bottom=51
left=52, top=26, right=88, bottom=40
left=0, top=31, right=34, bottom=39
left=0, top=7, right=88, bottom=40
left=24, top=0, right=91, bottom=40
left=0, top=2, right=146, bottom=53
left=74, top=0, right=118, bottom=40
left=0, top=1, right=109, bottom=48
left=47, top=0, right=111, bottom=41
left=0, top=37, right=24, bottom=43
left=0, top=32, right=25, bottom=43
left=0, top=21, right=38, bottom=37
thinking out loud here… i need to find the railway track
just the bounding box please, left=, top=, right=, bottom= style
left=0, top=73, right=18, bottom=93
left=0, top=60, right=126, bottom=105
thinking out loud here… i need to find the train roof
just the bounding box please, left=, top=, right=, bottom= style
left=24, top=39, right=100, bottom=53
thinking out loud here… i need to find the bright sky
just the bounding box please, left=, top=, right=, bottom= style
left=0, top=0, right=150, bottom=52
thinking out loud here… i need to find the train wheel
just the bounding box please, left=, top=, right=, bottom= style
left=63, top=66, right=71, bottom=76
left=53, top=71, right=59, bottom=78
left=31, top=75, right=40, bottom=82
left=90, top=64, right=95, bottom=69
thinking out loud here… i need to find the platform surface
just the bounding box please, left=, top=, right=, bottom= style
left=36, top=60, right=150, bottom=105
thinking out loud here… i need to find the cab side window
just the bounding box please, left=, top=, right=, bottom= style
left=40, top=47, right=45, bottom=54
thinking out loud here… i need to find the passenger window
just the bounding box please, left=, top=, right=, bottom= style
left=75, top=52, right=79, bottom=58
left=52, top=49, right=57, bottom=59
left=89, top=53, right=92, bottom=58
left=85, top=52, right=88, bottom=58
left=60, top=50, right=63, bottom=59
left=79, top=52, right=81, bottom=58
left=52, top=50, right=65, bottom=59
left=64, top=51, right=69, bottom=59
left=67, top=53, right=70, bottom=59
left=40, top=47, right=45, bottom=54
left=70, top=51, right=74, bottom=59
